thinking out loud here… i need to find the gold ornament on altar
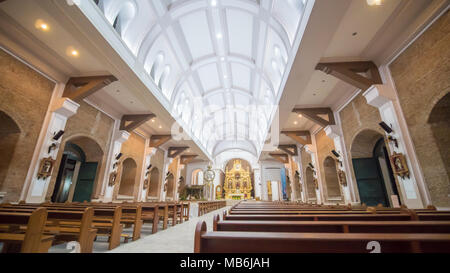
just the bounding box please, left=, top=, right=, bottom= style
left=224, top=160, right=252, bottom=200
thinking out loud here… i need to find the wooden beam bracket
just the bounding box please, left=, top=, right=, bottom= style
left=278, top=144, right=298, bottom=156
left=269, top=153, right=290, bottom=164
left=168, top=147, right=189, bottom=158
left=281, top=131, right=312, bottom=146
left=293, top=108, right=335, bottom=127
left=63, top=75, right=117, bottom=101
left=120, top=114, right=156, bottom=132
left=180, top=155, right=198, bottom=165
left=315, top=61, right=382, bottom=91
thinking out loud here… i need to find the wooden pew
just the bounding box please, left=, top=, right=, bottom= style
left=194, top=221, right=450, bottom=253
left=213, top=215, right=450, bottom=234
left=0, top=208, right=54, bottom=253
left=223, top=212, right=415, bottom=222
left=0, top=206, right=97, bottom=253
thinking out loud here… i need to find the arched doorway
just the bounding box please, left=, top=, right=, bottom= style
left=51, top=136, right=103, bottom=203
left=165, top=172, right=174, bottom=199
left=191, top=169, right=203, bottom=185
left=323, top=156, right=342, bottom=200
left=0, top=111, right=21, bottom=190
left=147, top=167, right=160, bottom=198
left=305, top=167, right=316, bottom=201
left=428, top=93, right=450, bottom=181
left=351, top=129, right=399, bottom=207
left=118, top=158, right=137, bottom=197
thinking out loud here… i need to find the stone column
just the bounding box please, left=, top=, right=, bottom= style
left=363, top=84, right=425, bottom=208
left=139, top=147, right=157, bottom=201
left=295, top=146, right=307, bottom=203
left=103, top=129, right=130, bottom=202
left=324, top=125, right=352, bottom=204
left=25, top=97, right=80, bottom=203
left=160, top=152, right=172, bottom=201
left=253, top=167, right=262, bottom=200
left=305, top=144, right=322, bottom=204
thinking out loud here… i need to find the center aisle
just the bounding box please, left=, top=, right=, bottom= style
left=108, top=206, right=231, bottom=253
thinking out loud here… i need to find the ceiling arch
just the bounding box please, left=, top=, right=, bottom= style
left=95, top=0, right=311, bottom=157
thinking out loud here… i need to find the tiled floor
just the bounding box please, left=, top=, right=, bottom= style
left=108, top=207, right=229, bottom=253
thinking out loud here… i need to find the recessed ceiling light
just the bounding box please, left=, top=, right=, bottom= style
left=35, top=19, right=49, bottom=32
left=211, top=0, right=217, bottom=7
left=159, top=125, right=162, bottom=129
left=367, top=0, right=382, bottom=6
left=216, top=33, right=222, bottom=39
left=220, top=57, right=225, bottom=61
left=298, top=114, right=302, bottom=118
left=66, top=47, right=80, bottom=57
left=294, top=121, right=298, bottom=125
left=151, top=119, right=155, bottom=123
left=224, top=75, right=228, bottom=79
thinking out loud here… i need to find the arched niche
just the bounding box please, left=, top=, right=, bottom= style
left=52, top=136, right=104, bottom=203
left=0, top=111, right=21, bottom=189
left=428, top=92, right=450, bottom=181
left=305, top=167, right=316, bottom=200
left=118, top=158, right=138, bottom=197
left=323, top=156, right=341, bottom=198
left=148, top=167, right=160, bottom=198
left=191, top=169, right=203, bottom=185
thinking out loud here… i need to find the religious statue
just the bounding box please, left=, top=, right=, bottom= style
left=224, top=160, right=253, bottom=200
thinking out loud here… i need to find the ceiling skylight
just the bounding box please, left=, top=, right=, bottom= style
left=92, top=0, right=311, bottom=158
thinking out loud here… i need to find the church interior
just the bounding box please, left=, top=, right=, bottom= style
left=0, top=0, right=449, bottom=254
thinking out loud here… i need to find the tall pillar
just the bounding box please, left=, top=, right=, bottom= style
left=160, top=152, right=172, bottom=201
left=253, top=167, right=262, bottom=200
left=363, top=84, right=425, bottom=208
left=103, top=128, right=130, bottom=202
left=295, top=146, right=307, bottom=203
left=139, top=147, right=157, bottom=201
left=324, top=125, right=352, bottom=204
left=25, top=97, right=80, bottom=203
left=305, top=144, right=322, bottom=204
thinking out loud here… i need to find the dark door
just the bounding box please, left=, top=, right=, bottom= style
left=352, top=158, right=389, bottom=207
left=72, top=162, right=98, bottom=202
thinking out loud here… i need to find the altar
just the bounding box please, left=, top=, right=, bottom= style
left=224, top=160, right=253, bottom=200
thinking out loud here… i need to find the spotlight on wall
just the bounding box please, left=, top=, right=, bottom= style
left=308, top=163, right=314, bottom=169
left=115, top=153, right=123, bottom=160
left=379, top=122, right=393, bottom=134
left=331, top=150, right=340, bottom=158
left=53, top=130, right=65, bottom=141
left=147, top=164, right=152, bottom=170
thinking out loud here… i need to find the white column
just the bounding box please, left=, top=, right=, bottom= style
left=139, top=147, right=157, bottom=201
left=305, top=144, right=322, bottom=204
left=363, top=84, right=425, bottom=208
left=160, top=152, right=172, bottom=201
left=324, top=125, right=352, bottom=204
left=103, top=129, right=130, bottom=202
left=295, top=146, right=307, bottom=203
left=25, top=98, right=80, bottom=203
left=253, top=167, right=262, bottom=200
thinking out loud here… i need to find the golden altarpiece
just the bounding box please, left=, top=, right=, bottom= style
left=224, top=160, right=252, bottom=200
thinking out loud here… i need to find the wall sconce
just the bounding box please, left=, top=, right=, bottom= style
left=115, top=153, right=123, bottom=160
left=53, top=130, right=65, bottom=141
left=112, top=153, right=123, bottom=169
left=308, top=163, right=314, bottom=169
left=48, top=143, right=57, bottom=154
left=387, top=135, right=399, bottom=148
left=379, top=122, right=393, bottom=134
left=147, top=164, right=152, bottom=170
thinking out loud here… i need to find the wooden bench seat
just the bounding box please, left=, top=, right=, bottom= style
left=195, top=221, right=450, bottom=253
left=223, top=213, right=414, bottom=222
left=214, top=216, right=450, bottom=234
left=0, top=208, right=54, bottom=253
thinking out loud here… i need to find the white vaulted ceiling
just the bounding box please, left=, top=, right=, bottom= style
left=93, top=0, right=311, bottom=157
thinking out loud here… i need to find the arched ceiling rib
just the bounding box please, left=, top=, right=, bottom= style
left=96, top=0, right=310, bottom=157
